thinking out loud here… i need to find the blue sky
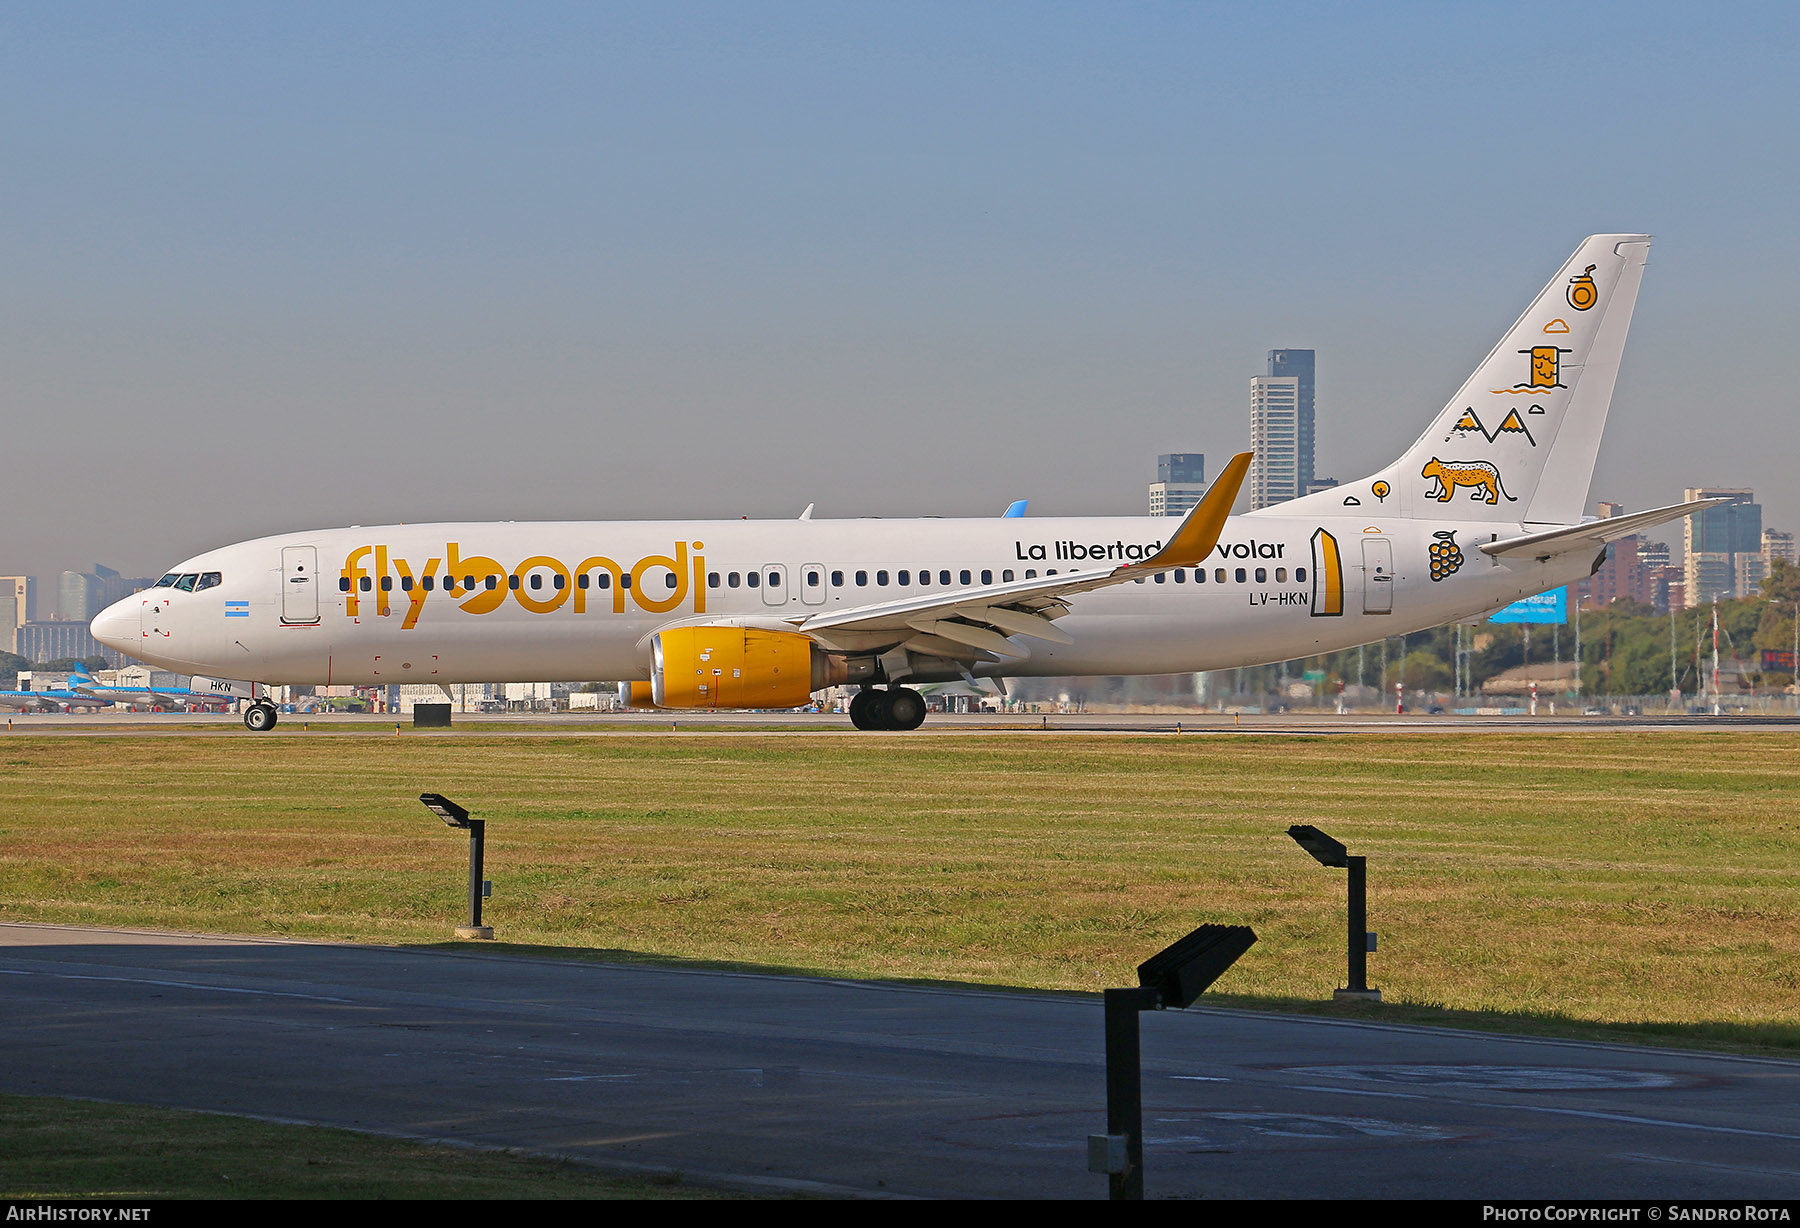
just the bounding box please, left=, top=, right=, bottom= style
left=5, top=2, right=1796, bottom=577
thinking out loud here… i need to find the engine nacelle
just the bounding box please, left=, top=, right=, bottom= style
left=651, top=626, right=841, bottom=710
left=618, top=681, right=657, bottom=710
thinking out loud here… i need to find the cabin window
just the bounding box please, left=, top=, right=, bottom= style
left=1174, top=570, right=1186, bottom=583
left=960, top=570, right=971, bottom=586
left=746, top=572, right=759, bottom=588
left=831, top=570, right=843, bottom=586
left=1235, top=568, right=1246, bottom=583
left=595, top=573, right=611, bottom=590
left=620, top=573, right=632, bottom=589
left=528, top=574, right=542, bottom=590
left=507, top=575, right=520, bottom=590
left=1003, top=570, right=1014, bottom=582
left=728, top=572, right=740, bottom=588
left=665, top=572, right=678, bottom=589
left=877, top=570, right=889, bottom=586
left=1255, top=567, right=1267, bottom=583
left=855, top=570, right=868, bottom=586
left=1024, top=569, right=1036, bottom=579
left=708, top=572, right=720, bottom=588
left=424, top=576, right=436, bottom=591
left=1275, top=568, right=1286, bottom=583
left=1215, top=568, right=1226, bottom=584
left=1194, top=568, right=1206, bottom=583
left=980, top=570, right=991, bottom=584
left=339, top=578, right=350, bottom=592
left=1155, top=573, right=1166, bottom=584
left=485, top=576, right=498, bottom=591
left=940, top=570, right=952, bottom=585
left=360, top=577, right=372, bottom=592
left=1296, top=567, right=1308, bottom=582
left=898, top=570, right=911, bottom=586
left=401, top=576, right=414, bottom=592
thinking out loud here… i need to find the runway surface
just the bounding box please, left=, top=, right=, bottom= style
left=5, top=709, right=1798, bottom=736
left=5, top=923, right=1798, bottom=1199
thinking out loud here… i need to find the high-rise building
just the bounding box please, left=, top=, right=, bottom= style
left=58, top=571, right=105, bottom=623
left=1149, top=453, right=1206, bottom=517
left=0, top=576, right=36, bottom=654
left=1267, top=349, right=1315, bottom=492
left=1682, top=488, right=1762, bottom=604
left=1251, top=350, right=1315, bottom=510
left=1764, top=529, right=1796, bottom=571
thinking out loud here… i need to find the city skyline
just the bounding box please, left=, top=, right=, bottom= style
left=4, top=4, right=1797, bottom=579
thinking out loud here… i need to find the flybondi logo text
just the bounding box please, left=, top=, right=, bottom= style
left=340, top=542, right=707, bottom=629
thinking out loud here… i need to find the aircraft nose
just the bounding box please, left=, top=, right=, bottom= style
left=90, top=598, right=136, bottom=651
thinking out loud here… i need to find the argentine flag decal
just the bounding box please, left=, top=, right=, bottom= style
left=225, top=600, right=250, bottom=618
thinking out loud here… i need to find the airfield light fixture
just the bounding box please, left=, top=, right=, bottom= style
left=420, top=793, right=493, bottom=939
left=1089, top=923, right=1256, bottom=1200
left=1286, top=825, right=1378, bottom=1001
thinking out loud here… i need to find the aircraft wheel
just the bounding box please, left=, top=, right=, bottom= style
left=848, top=689, right=876, bottom=730
left=243, top=703, right=278, bottom=732
left=861, top=689, right=894, bottom=730
left=885, top=687, right=927, bottom=731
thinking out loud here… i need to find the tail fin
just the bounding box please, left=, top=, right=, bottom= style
left=1272, top=234, right=1651, bottom=526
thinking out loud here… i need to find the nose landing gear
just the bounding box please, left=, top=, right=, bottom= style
left=243, top=701, right=279, bottom=732
left=848, top=686, right=927, bottom=731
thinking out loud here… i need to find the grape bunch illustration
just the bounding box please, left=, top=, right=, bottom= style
left=1429, top=530, right=1464, bottom=581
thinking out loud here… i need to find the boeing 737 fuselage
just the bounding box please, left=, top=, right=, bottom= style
left=91, top=235, right=1716, bottom=730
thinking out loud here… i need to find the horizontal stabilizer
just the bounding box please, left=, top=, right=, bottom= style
left=1479, top=498, right=1727, bottom=561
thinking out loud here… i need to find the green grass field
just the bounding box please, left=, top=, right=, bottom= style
left=3, top=729, right=1797, bottom=1050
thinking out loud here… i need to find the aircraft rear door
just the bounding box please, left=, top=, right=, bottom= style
left=281, top=545, right=321, bottom=625
left=1361, top=538, right=1394, bottom=615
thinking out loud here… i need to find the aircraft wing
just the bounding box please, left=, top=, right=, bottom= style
left=1479, top=498, right=1728, bottom=562
left=787, top=453, right=1251, bottom=662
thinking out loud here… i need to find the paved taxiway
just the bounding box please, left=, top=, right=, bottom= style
left=5, top=709, right=1798, bottom=735
left=5, top=924, right=1797, bottom=1199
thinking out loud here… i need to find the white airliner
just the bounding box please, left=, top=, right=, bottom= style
left=92, top=234, right=1716, bottom=731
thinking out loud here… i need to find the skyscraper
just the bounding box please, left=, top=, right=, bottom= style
left=1149, top=453, right=1206, bottom=516
left=1682, top=488, right=1762, bottom=604
left=1250, top=349, right=1315, bottom=510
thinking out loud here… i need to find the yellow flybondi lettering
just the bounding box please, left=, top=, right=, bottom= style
left=572, top=555, right=626, bottom=614
left=630, top=542, right=689, bottom=614
left=445, top=542, right=508, bottom=615
left=340, top=546, right=372, bottom=618
left=346, top=541, right=706, bottom=624
left=391, top=555, right=440, bottom=630
left=374, top=545, right=392, bottom=617
left=513, top=555, right=573, bottom=614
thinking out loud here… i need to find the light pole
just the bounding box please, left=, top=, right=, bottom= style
left=1287, top=825, right=1379, bottom=1001
left=420, top=793, right=494, bottom=940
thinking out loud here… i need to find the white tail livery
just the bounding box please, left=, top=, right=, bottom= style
left=93, top=235, right=1721, bottom=730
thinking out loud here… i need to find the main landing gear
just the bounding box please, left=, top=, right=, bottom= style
left=849, top=686, right=927, bottom=732
left=243, top=701, right=279, bottom=732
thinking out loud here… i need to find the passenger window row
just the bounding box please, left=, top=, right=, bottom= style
left=332, top=562, right=1308, bottom=597
left=1137, top=567, right=1304, bottom=585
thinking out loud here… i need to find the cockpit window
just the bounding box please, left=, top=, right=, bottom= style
left=155, top=574, right=180, bottom=588
left=175, top=574, right=200, bottom=592
left=195, top=572, right=222, bottom=591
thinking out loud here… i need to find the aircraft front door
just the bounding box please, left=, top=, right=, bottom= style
left=1362, top=538, right=1394, bottom=615
left=281, top=545, right=321, bottom=625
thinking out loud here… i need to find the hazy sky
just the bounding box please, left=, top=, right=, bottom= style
left=5, top=2, right=1797, bottom=581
